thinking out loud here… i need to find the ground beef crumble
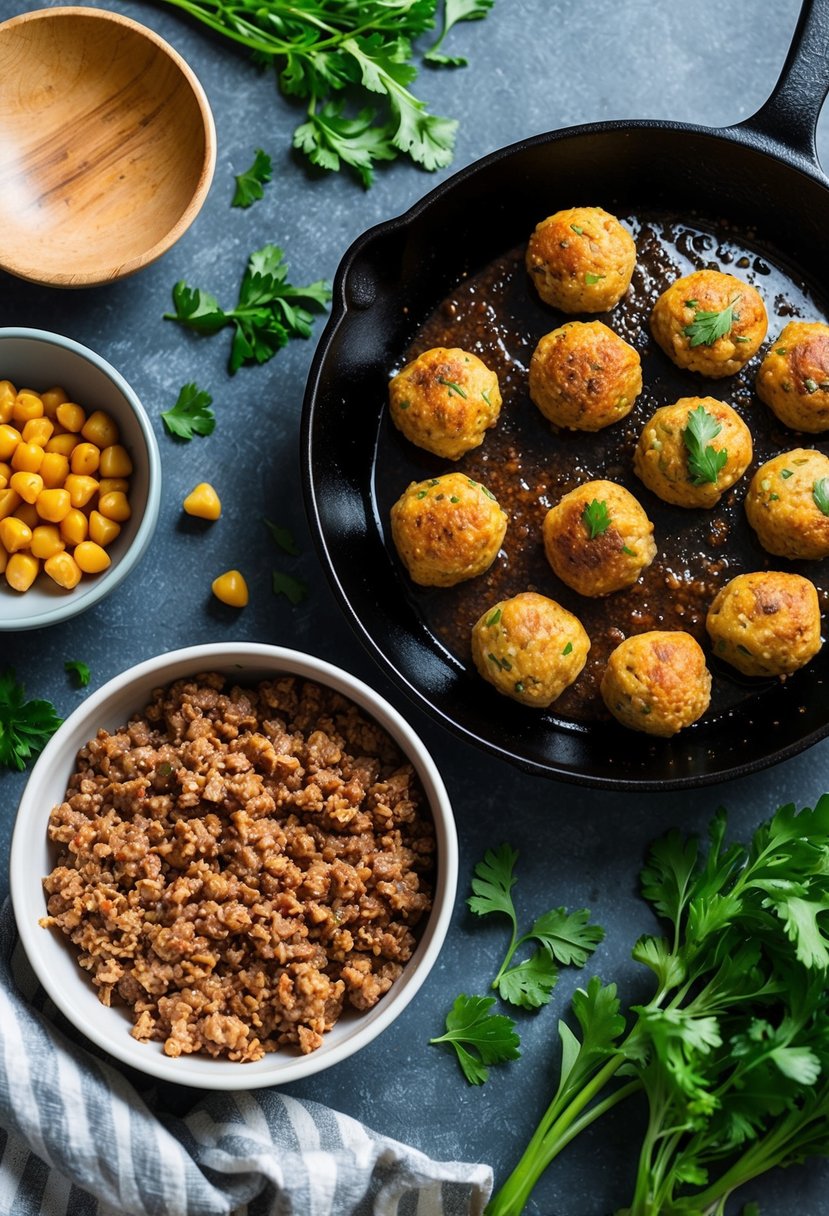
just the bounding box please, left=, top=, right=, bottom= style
left=40, top=674, right=436, bottom=1062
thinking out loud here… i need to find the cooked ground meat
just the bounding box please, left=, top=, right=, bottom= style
left=40, top=674, right=435, bottom=1063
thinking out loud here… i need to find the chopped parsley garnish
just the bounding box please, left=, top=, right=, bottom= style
left=804, top=378, right=819, bottom=394
left=272, top=570, right=309, bottom=605
left=486, top=608, right=502, bottom=627
left=813, top=477, right=829, bottom=516
left=621, top=544, right=636, bottom=556
left=231, top=148, right=272, bottom=208
left=562, top=641, right=573, bottom=656
left=481, top=389, right=492, bottom=406
left=682, top=404, right=728, bottom=485
left=263, top=518, right=300, bottom=556
left=160, top=383, right=215, bottom=441
left=0, top=669, right=62, bottom=771
left=584, top=272, right=605, bottom=285
left=570, top=223, right=584, bottom=235
left=582, top=498, right=611, bottom=539
left=64, top=660, right=91, bottom=688
left=438, top=377, right=467, bottom=398
left=781, top=469, right=793, bottom=479
left=682, top=293, right=741, bottom=347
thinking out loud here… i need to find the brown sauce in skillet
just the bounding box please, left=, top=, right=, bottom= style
left=372, top=213, right=829, bottom=724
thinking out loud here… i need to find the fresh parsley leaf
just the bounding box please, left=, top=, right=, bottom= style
left=160, top=383, right=216, bottom=440
left=528, top=907, right=605, bottom=968
left=64, top=660, right=91, bottom=688
left=272, top=570, right=308, bottom=604
left=429, top=994, right=520, bottom=1084
left=425, top=0, right=495, bottom=67
left=582, top=498, right=611, bottom=539
left=293, top=101, right=397, bottom=189
left=682, top=404, right=728, bottom=485
left=232, top=148, right=272, bottom=208
left=0, top=669, right=62, bottom=771
left=264, top=518, right=301, bottom=555
left=813, top=477, right=829, bottom=516
left=166, top=247, right=331, bottom=374
left=683, top=293, right=741, bottom=346
left=467, top=843, right=519, bottom=924
left=496, top=948, right=559, bottom=1010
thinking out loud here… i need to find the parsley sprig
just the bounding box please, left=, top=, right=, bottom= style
left=425, top=0, right=495, bottom=67
left=165, top=245, right=331, bottom=373
left=232, top=148, right=272, bottom=208
left=683, top=404, right=728, bottom=485
left=814, top=477, right=829, bottom=516
left=0, top=669, right=62, bottom=771
left=582, top=498, right=611, bottom=539
left=429, top=994, right=520, bottom=1085
left=683, top=293, right=741, bottom=346
left=161, top=383, right=216, bottom=440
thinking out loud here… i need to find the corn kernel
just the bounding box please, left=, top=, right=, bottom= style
left=30, top=524, right=64, bottom=560
left=14, top=503, right=39, bottom=530
left=55, top=402, right=86, bottom=433
left=64, top=473, right=98, bottom=508
left=183, top=482, right=221, bottom=521
left=97, top=490, right=130, bottom=521
left=0, top=475, right=5, bottom=492
left=82, top=410, right=119, bottom=448
left=0, top=381, right=15, bottom=424
left=44, top=432, right=79, bottom=456
left=59, top=507, right=88, bottom=544
left=74, top=540, right=111, bottom=574
left=98, top=443, right=132, bottom=478
left=0, top=544, right=7, bottom=575
left=211, top=569, right=249, bottom=608
left=0, top=462, right=9, bottom=482
left=44, top=550, right=81, bottom=589
left=9, top=470, right=43, bottom=504
left=21, top=417, right=54, bottom=447
left=0, top=489, right=21, bottom=520
left=39, top=451, right=70, bottom=488
left=0, top=424, right=21, bottom=461
left=12, top=390, right=44, bottom=426
left=0, top=516, right=32, bottom=552
left=40, top=386, right=67, bottom=418
left=36, top=487, right=71, bottom=523
left=5, top=551, right=39, bottom=591
left=70, top=441, right=101, bottom=476
left=88, top=510, right=121, bottom=547
left=11, top=442, right=43, bottom=473
left=97, top=477, right=129, bottom=496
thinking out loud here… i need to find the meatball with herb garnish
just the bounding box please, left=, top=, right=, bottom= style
left=600, top=630, right=712, bottom=737
left=388, top=346, right=502, bottom=459
left=390, top=471, right=508, bottom=587
left=471, top=591, right=590, bottom=707
left=528, top=320, right=642, bottom=431
left=706, top=571, right=822, bottom=679
left=650, top=269, right=767, bottom=377
left=633, top=396, right=753, bottom=509
left=744, top=448, right=829, bottom=560
left=542, top=479, right=656, bottom=598
left=756, top=321, right=829, bottom=433
left=525, top=205, right=636, bottom=313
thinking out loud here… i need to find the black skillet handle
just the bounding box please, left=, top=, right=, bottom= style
left=736, top=0, right=829, bottom=173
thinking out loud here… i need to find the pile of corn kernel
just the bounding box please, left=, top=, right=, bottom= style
left=0, top=379, right=132, bottom=593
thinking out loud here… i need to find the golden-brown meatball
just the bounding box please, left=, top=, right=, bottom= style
left=706, top=571, right=822, bottom=678
left=528, top=321, right=642, bottom=431
left=633, top=396, right=753, bottom=508
left=390, top=471, right=508, bottom=587
left=744, top=448, right=829, bottom=560
left=542, top=479, right=656, bottom=597
left=471, top=591, right=590, bottom=707
left=650, top=270, right=767, bottom=377
left=600, top=630, right=712, bottom=736
left=755, top=321, right=829, bottom=433
left=388, top=347, right=502, bottom=459
left=525, top=206, right=636, bottom=313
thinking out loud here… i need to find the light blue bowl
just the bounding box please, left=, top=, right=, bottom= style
left=0, top=327, right=161, bottom=630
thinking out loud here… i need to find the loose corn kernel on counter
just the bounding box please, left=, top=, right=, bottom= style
left=0, top=380, right=132, bottom=593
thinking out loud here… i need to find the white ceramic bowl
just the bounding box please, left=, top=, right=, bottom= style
left=10, top=643, right=457, bottom=1089
left=0, top=328, right=161, bottom=630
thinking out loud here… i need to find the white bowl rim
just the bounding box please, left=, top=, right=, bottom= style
left=10, top=642, right=458, bottom=1089
left=0, top=326, right=162, bottom=630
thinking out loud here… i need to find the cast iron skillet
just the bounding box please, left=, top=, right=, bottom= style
left=302, top=0, right=829, bottom=790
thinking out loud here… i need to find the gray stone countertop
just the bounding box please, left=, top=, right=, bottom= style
left=2, top=0, right=829, bottom=1211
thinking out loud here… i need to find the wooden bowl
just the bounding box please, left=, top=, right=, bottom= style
left=0, top=7, right=217, bottom=287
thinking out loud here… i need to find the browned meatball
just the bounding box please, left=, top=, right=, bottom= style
left=744, top=448, right=829, bottom=560
left=390, top=471, right=508, bottom=587
left=471, top=592, right=590, bottom=707
left=388, top=347, right=502, bottom=459
left=755, top=321, right=829, bottom=433
left=542, top=479, right=656, bottom=597
left=525, top=206, right=636, bottom=313
left=528, top=321, right=642, bottom=431
left=706, top=571, right=822, bottom=678
left=600, top=630, right=712, bottom=736
left=651, top=270, right=767, bottom=377
left=633, top=396, right=753, bottom=508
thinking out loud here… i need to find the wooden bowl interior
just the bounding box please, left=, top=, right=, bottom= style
left=0, top=7, right=215, bottom=285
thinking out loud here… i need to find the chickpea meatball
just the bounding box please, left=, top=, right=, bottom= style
left=471, top=591, right=590, bottom=707
left=744, top=448, right=829, bottom=560
left=388, top=347, right=503, bottom=459
left=706, top=571, right=822, bottom=678
left=543, top=479, right=657, bottom=597
left=650, top=270, right=767, bottom=377
left=528, top=321, right=642, bottom=431
left=390, top=471, right=508, bottom=587
left=600, top=630, right=712, bottom=736
left=525, top=206, right=636, bottom=313
left=756, top=321, right=829, bottom=433
left=633, top=396, right=753, bottom=509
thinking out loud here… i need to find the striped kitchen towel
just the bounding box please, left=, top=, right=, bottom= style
left=0, top=901, right=492, bottom=1216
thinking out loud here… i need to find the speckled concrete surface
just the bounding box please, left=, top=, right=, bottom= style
left=1, top=0, right=829, bottom=1211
